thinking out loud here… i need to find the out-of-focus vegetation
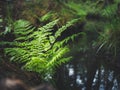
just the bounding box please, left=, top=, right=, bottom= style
left=0, top=0, right=120, bottom=90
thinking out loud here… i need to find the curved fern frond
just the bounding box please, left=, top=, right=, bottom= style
left=4, top=18, right=80, bottom=80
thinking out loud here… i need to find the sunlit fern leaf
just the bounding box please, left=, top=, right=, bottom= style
left=23, top=57, right=47, bottom=73
left=39, top=12, right=53, bottom=22
left=55, top=18, right=78, bottom=38
left=38, top=19, right=59, bottom=32
left=46, top=46, right=70, bottom=67
left=13, top=20, right=35, bottom=41
left=4, top=18, right=79, bottom=80
left=56, top=57, right=72, bottom=66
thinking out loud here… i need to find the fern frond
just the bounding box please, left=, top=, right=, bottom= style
left=46, top=46, right=70, bottom=67
left=38, top=19, right=59, bottom=32
left=23, top=57, right=47, bottom=73
left=55, top=18, right=78, bottom=38
left=4, top=18, right=80, bottom=80
left=39, top=12, right=53, bottom=22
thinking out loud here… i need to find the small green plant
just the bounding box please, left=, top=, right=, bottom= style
left=4, top=18, right=80, bottom=80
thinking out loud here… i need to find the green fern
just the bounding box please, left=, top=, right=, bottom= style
left=38, top=12, right=53, bottom=22
left=4, top=18, right=79, bottom=80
